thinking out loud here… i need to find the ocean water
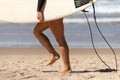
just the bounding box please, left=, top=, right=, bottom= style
left=0, top=0, right=120, bottom=48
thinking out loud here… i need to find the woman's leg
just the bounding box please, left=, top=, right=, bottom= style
left=49, top=19, right=71, bottom=73
left=33, top=22, right=60, bottom=66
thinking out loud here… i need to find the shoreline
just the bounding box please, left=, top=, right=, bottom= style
left=0, top=48, right=120, bottom=54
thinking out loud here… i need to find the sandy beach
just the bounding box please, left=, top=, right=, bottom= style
left=0, top=48, right=119, bottom=80
left=0, top=0, right=120, bottom=80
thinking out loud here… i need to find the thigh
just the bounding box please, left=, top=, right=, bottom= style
left=49, top=19, right=65, bottom=39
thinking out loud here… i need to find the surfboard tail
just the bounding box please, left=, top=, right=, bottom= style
left=74, top=0, right=92, bottom=8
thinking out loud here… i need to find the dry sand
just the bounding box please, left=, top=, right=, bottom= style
left=0, top=48, right=120, bottom=80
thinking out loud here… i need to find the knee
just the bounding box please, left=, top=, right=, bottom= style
left=33, top=27, right=40, bottom=36
left=33, top=29, right=43, bottom=39
left=33, top=24, right=42, bottom=36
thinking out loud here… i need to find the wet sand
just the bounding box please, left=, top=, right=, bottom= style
left=0, top=48, right=120, bottom=80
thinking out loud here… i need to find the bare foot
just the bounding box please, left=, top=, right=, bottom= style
left=46, top=54, right=60, bottom=66
left=58, top=68, right=72, bottom=73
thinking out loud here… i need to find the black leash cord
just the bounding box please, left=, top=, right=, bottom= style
left=83, top=12, right=111, bottom=70
left=92, top=3, right=118, bottom=71
left=82, top=2, right=118, bottom=71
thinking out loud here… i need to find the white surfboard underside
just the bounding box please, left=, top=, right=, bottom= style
left=0, top=0, right=97, bottom=23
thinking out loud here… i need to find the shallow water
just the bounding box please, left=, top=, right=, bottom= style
left=0, top=22, right=120, bottom=48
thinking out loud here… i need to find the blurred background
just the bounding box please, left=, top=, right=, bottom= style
left=0, top=0, right=120, bottom=48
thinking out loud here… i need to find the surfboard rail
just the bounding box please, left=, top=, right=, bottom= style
left=0, top=0, right=97, bottom=23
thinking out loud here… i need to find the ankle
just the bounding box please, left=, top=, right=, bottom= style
left=49, top=53, right=60, bottom=58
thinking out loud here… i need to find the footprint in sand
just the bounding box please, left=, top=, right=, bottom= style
left=87, top=75, right=96, bottom=79
left=22, top=75, right=37, bottom=79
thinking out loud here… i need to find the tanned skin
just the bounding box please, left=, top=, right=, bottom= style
left=33, top=11, right=72, bottom=73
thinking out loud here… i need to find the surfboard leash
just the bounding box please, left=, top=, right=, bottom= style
left=92, top=2, right=118, bottom=71
left=82, top=1, right=118, bottom=72
left=83, top=12, right=111, bottom=70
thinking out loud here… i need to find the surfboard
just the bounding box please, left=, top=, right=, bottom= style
left=0, top=0, right=97, bottom=23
